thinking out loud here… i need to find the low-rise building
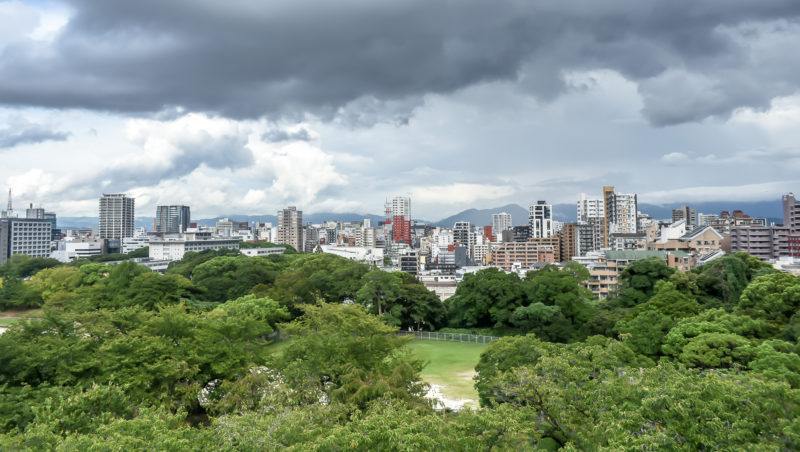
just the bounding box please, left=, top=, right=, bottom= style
left=581, top=250, right=693, bottom=299
left=149, top=235, right=242, bottom=261
left=491, top=240, right=557, bottom=271
left=730, top=225, right=790, bottom=261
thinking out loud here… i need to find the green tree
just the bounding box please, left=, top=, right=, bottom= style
left=615, top=309, right=674, bottom=357
left=445, top=268, right=525, bottom=329
left=616, top=257, right=676, bottom=307
left=279, top=303, right=417, bottom=392
left=738, top=272, right=800, bottom=329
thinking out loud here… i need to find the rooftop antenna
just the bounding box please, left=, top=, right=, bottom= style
left=6, top=188, right=11, bottom=212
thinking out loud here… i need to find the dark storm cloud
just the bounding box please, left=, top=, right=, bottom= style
left=0, top=117, right=70, bottom=149
left=1, top=0, right=800, bottom=125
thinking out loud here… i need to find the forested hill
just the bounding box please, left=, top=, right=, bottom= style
left=1, top=250, right=800, bottom=450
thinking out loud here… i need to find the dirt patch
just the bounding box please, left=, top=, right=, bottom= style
left=426, top=384, right=476, bottom=411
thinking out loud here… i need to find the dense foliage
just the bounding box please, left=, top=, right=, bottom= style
left=1, top=249, right=799, bottom=450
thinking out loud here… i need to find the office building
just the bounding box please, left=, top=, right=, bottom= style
left=156, top=205, right=191, bottom=234
left=149, top=233, right=242, bottom=262
left=276, top=206, right=303, bottom=252
left=98, top=194, right=135, bottom=239
left=0, top=218, right=53, bottom=265
left=529, top=201, right=553, bottom=238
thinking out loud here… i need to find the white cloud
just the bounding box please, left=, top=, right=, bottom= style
left=642, top=180, right=800, bottom=204
left=411, top=183, right=514, bottom=204
left=661, top=152, right=690, bottom=164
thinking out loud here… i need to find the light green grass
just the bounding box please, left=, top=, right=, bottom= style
left=0, top=308, right=43, bottom=319
left=0, top=318, right=20, bottom=326
left=264, top=338, right=291, bottom=357
left=406, top=339, right=487, bottom=406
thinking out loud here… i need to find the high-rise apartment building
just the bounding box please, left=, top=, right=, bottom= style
left=529, top=201, right=553, bottom=239
left=453, top=221, right=472, bottom=248
left=577, top=193, right=604, bottom=223
left=603, top=186, right=638, bottom=243
left=672, top=205, right=697, bottom=228
left=492, top=212, right=512, bottom=237
left=389, top=196, right=412, bottom=246
left=783, top=193, right=800, bottom=233
left=276, top=206, right=303, bottom=252
left=98, top=193, right=135, bottom=239
left=156, top=205, right=191, bottom=234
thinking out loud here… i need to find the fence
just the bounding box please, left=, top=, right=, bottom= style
left=397, top=330, right=500, bottom=344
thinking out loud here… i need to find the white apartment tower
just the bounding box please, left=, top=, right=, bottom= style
left=391, top=196, right=411, bottom=217
left=492, top=212, right=512, bottom=238
left=98, top=193, right=135, bottom=239
left=277, top=206, right=303, bottom=252
left=577, top=193, right=604, bottom=222
left=603, top=187, right=638, bottom=235
left=529, top=201, right=554, bottom=238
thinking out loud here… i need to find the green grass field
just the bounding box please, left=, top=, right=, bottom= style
left=407, top=339, right=487, bottom=407
left=0, top=318, right=20, bottom=326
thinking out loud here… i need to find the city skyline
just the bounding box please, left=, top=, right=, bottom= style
left=2, top=2, right=800, bottom=219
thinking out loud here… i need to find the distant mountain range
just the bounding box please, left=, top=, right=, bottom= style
left=56, top=199, right=785, bottom=230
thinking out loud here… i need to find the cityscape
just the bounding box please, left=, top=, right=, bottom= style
left=3, top=1, right=800, bottom=449
left=3, top=186, right=799, bottom=301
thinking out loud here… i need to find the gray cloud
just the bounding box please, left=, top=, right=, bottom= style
left=0, top=116, right=70, bottom=149
left=262, top=128, right=311, bottom=143
left=0, top=1, right=799, bottom=126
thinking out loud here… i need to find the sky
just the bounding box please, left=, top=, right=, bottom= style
left=1, top=0, right=800, bottom=220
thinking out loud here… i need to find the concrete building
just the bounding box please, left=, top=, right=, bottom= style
left=697, top=213, right=719, bottom=226
left=577, top=193, right=604, bottom=222
left=387, top=196, right=412, bottom=246
left=529, top=201, right=553, bottom=238
left=50, top=238, right=104, bottom=262
left=156, top=205, right=190, bottom=234
left=276, top=206, right=303, bottom=252
left=491, top=240, right=557, bottom=271
left=122, top=228, right=151, bottom=254
left=149, top=234, right=242, bottom=261
left=784, top=193, right=800, bottom=233
left=558, top=223, right=578, bottom=262
left=730, top=226, right=790, bottom=260
left=0, top=218, right=53, bottom=265
left=417, top=274, right=458, bottom=301
left=491, top=212, right=512, bottom=238
left=25, top=204, right=59, bottom=240
left=240, top=247, right=286, bottom=257
left=672, top=205, right=697, bottom=228
left=98, top=194, right=135, bottom=240
left=581, top=250, right=692, bottom=299
left=453, top=221, right=472, bottom=250
left=648, top=225, right=724, bottom=255
left=609, top=233, right=648, bottom=251
left=603, top=186, right=638, bottom=243
left=727, top=193, right=800, bottom=261
left=399, top=250, right=420, bottom=275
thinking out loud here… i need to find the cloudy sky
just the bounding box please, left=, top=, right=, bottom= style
left=1, top=0, right=800, bottom=220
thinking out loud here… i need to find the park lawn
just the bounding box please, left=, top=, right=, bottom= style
left=406, top=339, right=487, bottom=406
left=264, top=338, right=291, bottom=357
left=0, top=308, right=43, bottom=319
left=0, top=318, right=20, bottom=326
